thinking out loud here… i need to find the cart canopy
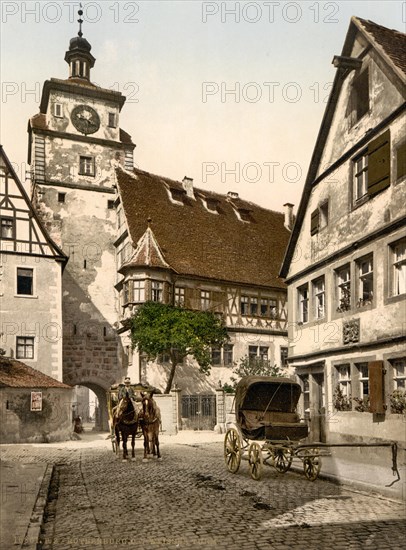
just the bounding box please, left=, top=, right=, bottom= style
left=235, top=376, right=301, bottom=416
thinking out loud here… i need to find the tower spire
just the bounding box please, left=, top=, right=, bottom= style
left=64, top=5, right=96, bottom=81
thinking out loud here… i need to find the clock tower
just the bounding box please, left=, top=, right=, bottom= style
left=29, top=12, right=135, bottom=422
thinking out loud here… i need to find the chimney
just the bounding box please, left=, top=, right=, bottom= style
left=182, top=176, right=194, bottom=198
left=283, top=203, right=294, bottom=231
left=227, top=191, right=239, bottom=199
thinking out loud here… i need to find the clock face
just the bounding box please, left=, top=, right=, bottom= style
left=71, top=105, right=100, bottom=135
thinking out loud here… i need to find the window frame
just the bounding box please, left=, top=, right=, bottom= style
left=392, top=359, right=406, bottom=390
left=312, top=276, right=325, bottom=320
left=1, top=216, right=14, bottom=240
left=54, top=103, right=63, bottom=118
left=298, top=284, right=309, bottom=324
left=353, top=149, right=369, bottom=204
left=16, top=267, right=34, bottom=297
left=390, top=239, right=406, bottom=297
left=356, top=254, right=373, bottom=307
left=336, top=264, right=351, bottom=313
left=151, top=281, right=163, bottom=303
left=16, top=336, right=35, bottom=360
left=133, top=280, right=145, bottom=303
left=79, top=155, right=95, bottom=177
left=108, top=112, right=116, bottom=128
left=175, top=286, right=185, bottom=307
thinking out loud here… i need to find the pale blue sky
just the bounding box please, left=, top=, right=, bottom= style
left=1, top=1, right=404, bottom=210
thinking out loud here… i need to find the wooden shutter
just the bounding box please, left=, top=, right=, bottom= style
left=310, top=209, right=319, bottom=236
left=368, top=361, right=385, bottom=414
left=368, top=130, right=390, bottom=196
left=396, top=141, right=406, bottom=180
left=212, top=291, right=225, bottom=313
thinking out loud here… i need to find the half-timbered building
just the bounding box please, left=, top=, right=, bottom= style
left=0, top=146, right=67, bottom=380
left=115, top=167, right=291, bottom=391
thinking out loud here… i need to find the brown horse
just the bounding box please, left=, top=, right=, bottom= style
left=114, top=396, right=139, bottom=461
left=140, top=392, right=161, bottom=461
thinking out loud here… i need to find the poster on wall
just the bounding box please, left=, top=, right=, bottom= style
left=30, top=391, right=42, bottom=412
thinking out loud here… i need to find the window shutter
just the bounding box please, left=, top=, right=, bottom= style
left=367, top=130, right=390, bottom=196
left=396, top=141, right=406, bottom=180
left=211, top=291, right=225, bottom=313
left=368, top=361, right=385, bottom=414
left=310, top=209, right=319, bottom=236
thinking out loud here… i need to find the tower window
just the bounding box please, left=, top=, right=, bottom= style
left=58, top=193, right=66, bottom=203
left=79, top=156, right=95, bottom=176
left=108, top=113, right=116, bottom=128
left=17, top=268, right=34, bottom=295
left=54, top=103, right=63, bottom=117
left=107, top=200, right=115, bottom=209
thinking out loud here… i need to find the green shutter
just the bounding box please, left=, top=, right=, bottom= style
left=368, top=361, right=385, bottom=414
left=396, top=141, right=406, bottom=180
left=367, top=130, right=390, bottom=196
left=310, top=209, right=319, bottom=236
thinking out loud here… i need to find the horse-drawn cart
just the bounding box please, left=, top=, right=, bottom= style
left=224, top=376, right=325, bottom=481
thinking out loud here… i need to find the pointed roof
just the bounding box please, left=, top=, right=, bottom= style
left=0, top=358, right=71, bottom=389
left=0, top=145, right=68, bottom=264
left=120, top=224, right=172, bottom=272
left=280, top=17, right=406, bottom=279
left=116, top=167, right=290, bottom=289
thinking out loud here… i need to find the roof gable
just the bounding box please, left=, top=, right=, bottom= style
left=116, top=167, right=289, bottom=289
left=0, top=146, right=67, bottom=262
left=280, top=17, right=406, bottom=279
left=121, top=225, right=172, bottom=271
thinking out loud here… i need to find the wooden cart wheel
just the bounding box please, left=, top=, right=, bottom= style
left=303, top=448, right=322, bottom=481
left=274, top=447, right=293, bottom=473
left=224, top=428, right=242, bottom=474
left=248, top=442, right=263, bottom=481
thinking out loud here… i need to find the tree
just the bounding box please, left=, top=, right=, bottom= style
left=130, top=301, right=229, bottom=394
left=223, top=355, right=285, bottom=393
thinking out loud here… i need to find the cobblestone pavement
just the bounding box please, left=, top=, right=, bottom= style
left=1, top=440, right=405, bottom=550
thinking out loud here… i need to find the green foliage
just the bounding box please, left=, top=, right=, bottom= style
left=225, top=355, right=285, bottom=392
left=333, top=385, right=352, bottom=411
left=390, top=389, right=406, bottom=414
left=130, top=301, right=228, bottom=393
left=353, top=396, right=370, bottom=412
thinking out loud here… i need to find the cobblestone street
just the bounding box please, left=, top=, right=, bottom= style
left=1, top=434, right=405, bottom=550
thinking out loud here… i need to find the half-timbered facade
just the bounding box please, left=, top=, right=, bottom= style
left=280, top=18, right=406, bottom=453
left=115, top=167, right=291, bottom=391
left=0, top=146, right=67, bottom=380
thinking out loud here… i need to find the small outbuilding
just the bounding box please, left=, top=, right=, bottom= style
left=0, top=357, right=73, bottom=443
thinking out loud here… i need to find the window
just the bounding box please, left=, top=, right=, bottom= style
left=336, top=264, right=351, bottom=312
left=133, top=280, right=145, bottom=303
left=358, top=363, right=369, bottom=398
left=1, top=217, right=14, bottom=239
left=152, top=281, right=163, bottom=302
left=240, top=296, right=249, bottom=315
left=16, top=337, right=34, bottom=359
left=260, top=298, right=277, bottom=319
left=354, top=151, right=368, bottom=202
left=391, top=239, right=406, bottom=296
left=17, top=268, right=33, bottom=295
left=211, top=346, right=221, bottom=365
left=123, top=281, right=130, bottom=305
left=313, top=277, right=325, bottom=319
left=280, top=347, right=288, bottom=368
left=250, top=297, right=258, bottom=316
left=350, top=68, right=369, bottom=124
left=79, top=156, right=94, bottom=176
left=248, top=346, right=258, bottom=363
left=298, top=284, right=309, bottom=323
left=336, top=364, right=351, bottom=399
left=357, top=255, right=373, bottom=306
left=107, top=200, right=114, bottom=210
left=300, top=374, right=310, bottom=417
left=223, top=344, right=233, bottom=366
left=108, top=112, right=116, bottom=128
left=175, top=287, right=185, bottom=307
left=392, top=359, right=406, bottom=389
left=353, top=131, right=391, bottom=204
left=259, top=347, right=269, bottom=362
left=201, top=290, right=210, bottom=310
left=310, top=201, right=329, bottom=235
left=54, top=103, right=63, bottom=117
left=58, top=193, right=66, bottom=203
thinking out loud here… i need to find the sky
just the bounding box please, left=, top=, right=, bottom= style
left=1, top=0, right=405, bottom=211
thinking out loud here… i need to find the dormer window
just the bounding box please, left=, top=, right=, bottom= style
left=166, top=186, right=186, bottom=205
left=235, top=208, right=252, bottom=222
left=202, top=196, right=219, bottom=213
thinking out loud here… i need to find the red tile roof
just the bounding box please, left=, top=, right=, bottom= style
left=116, top=167, right=289, bottom=289
left=0, top=358, right=71, bottom=389
left=121, top=226, right=172, bottom=271
left=356, top=17, right=406, bottom=76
